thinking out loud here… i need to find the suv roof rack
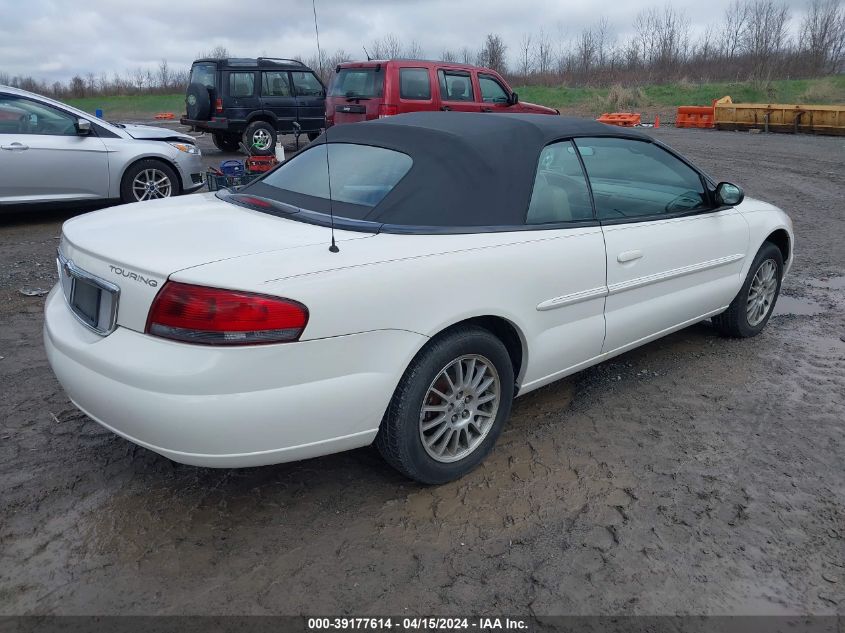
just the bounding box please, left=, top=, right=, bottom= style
left=257, top=57, right=306, bottom=66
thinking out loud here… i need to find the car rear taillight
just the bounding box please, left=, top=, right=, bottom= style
left=214, top=98, right=223, bottom=114
left=146, top=281, right=308, bottom=346
left=378, top=104, right=398, bottom=118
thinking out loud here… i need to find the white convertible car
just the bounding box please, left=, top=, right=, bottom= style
left=44, top=113, right=793, bottom=483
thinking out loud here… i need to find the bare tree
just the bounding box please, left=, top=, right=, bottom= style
left=800, top=0, right=845, bottom=74
left=157, top=59, right=171, bottom=91
left=460, top=47, right=473, bottom=64
left=198, top=46, right=230, bottom=60
left=441, top=49, right=458, bottom=62
left=742, top=0, right=790, bottom=80
left=477, top=33, right=507, bottom=74
left=69, top=75, right=86, bottom=98
left=719, top=0, right=750, bottom=60
left=535, top=28, right=554, bottom=76
left=370, top=34, right=403, bottom=59
left=517, top=33, right=534, bottom=77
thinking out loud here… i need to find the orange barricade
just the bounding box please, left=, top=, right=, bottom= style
left=676, top=105, right=715, bottom=128
left=154, top=112, right=175, bottom=120
left=597, top=112, right=642, bottom=127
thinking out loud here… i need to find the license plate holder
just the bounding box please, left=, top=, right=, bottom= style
left=57, top=251, right=120, bottom=335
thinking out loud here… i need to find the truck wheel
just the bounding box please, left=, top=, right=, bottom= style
left=243, top=121, right=276, bottom=156
left=212, top=133, right=240, bottom=152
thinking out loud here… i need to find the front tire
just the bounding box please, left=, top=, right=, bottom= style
left=376, top=326, right=514, bottom=484
left=243, top=121, right=276, bottom=156
left=712, top=242, right=783, bottom=337
left=120, top=159, right=179, bottom=203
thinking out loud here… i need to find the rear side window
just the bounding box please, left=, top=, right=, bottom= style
left=261, top=72, right=291, bottom=97
left=329, top=68, right=385, bottom=98
left=478, top=74, right=509, bottom=103
left=438, top=70, right=474, bottom=102
left=575, top=137, right=708, bottom=220
left=259, top=143, right=412, bottom=210
left=291, top=72, right=324, bottom=96
left=399, top=68, right=431, bottom=100
left=229, top=72, right=255, bottom=97
left=527, top=141, right=594, bottom=224
left=190, top=64, right=216, bottom=89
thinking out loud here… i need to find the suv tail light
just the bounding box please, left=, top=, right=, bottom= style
left=146, top=282, right=308, bottom=346
left=378, top=104, right=398, bottom=118
left=214, top=98, right=224, bottom=114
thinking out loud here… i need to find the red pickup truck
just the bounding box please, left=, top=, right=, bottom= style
left=326, top=60, right=557, bottom=126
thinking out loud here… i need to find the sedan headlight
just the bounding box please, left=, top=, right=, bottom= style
left=168, top=142, right=201, bottom=156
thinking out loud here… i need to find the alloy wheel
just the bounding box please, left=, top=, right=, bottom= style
left=252, top=129, right=272, bottom=150
left=131, top=168, right=172, bottom=201
left=419, top=354, right=500, bottom=463
left=746, top=259, right=778, bottom=326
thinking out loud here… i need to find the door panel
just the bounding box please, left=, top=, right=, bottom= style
left=436, top=69, right=480, bottom=112
left=396, top=67, right=437, bottom=114
left=1, top=134, right=109, bottom=202
left=225, top=71, right=260, bottom=122
left=290, top=71, right=326, bottom=132
left=601, top=210, right=749, bottom=353
left=0, top=93, right=109, bottom=203
left=259, top=71, right=297, bottom=131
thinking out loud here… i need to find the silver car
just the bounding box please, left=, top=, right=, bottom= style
left=0, top=86, right=204, bottom=205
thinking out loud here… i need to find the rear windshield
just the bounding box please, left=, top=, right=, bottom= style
left=189, top=63, right=216, bottom=89
left=329, top=68, right=384, bottom=99
left=245, top=143, right=411, bottom=216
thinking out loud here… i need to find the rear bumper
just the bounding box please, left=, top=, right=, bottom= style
left=180, top=117, right=233, bottom=131
left=43, top=286, right=426, bottom=467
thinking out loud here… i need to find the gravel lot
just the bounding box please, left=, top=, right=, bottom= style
left=1, top=127, right=843, bottom=616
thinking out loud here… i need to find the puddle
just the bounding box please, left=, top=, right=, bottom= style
left=806, top=276, right=845, bottom=291
left=772, top=295, right=825, bottom=317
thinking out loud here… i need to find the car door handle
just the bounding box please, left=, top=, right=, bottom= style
left=1, top=143, right=29, bottom=151
left=617, top=250, right=643, bottom=263
left=440, top=106, right=452, bottom=111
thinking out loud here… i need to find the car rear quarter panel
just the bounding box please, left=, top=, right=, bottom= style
left=171, top=227, right=609, bottom=389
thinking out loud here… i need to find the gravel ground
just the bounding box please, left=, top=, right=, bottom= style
left=0, top=127, right=843, bottom=616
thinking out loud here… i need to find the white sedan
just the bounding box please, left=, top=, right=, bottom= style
left=44, top=113, right=793, bottom=483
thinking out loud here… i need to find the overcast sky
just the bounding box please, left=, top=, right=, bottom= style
left=0, top=0, right=816, bottom=83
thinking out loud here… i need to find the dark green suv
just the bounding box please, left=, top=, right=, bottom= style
left=181, top=57, right=326, bottom=155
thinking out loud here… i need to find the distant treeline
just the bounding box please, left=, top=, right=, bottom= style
left=2, top=0, right=843, bottom=99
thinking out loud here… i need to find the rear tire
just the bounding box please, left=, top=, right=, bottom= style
left=120, top=159, right=180, bottom=204
left=212, top=132, right=240, bottom=152
left=375, top=326, right=514, bottom=484
left=243, top=121, right=276, bottom=156
left=712, top=242, right=783, bottom=338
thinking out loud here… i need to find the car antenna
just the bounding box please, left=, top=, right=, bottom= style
left=312, top=0, right=339, bottom=253
left=363, top=46, right=372, bottom=61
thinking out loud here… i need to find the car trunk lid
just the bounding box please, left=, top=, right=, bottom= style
left=58, top=193, right=372, bottom=333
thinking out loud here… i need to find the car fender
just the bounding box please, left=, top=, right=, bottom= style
left=734, top=197, right=795, bottom=279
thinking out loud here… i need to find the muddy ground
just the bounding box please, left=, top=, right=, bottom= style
left=0, top=127, right=843, bottom=617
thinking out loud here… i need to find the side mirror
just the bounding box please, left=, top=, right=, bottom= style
left=76, top=118, right=92, bottom=135
left=509, top=92, right=519, bottom=106
left=715, top=182, right=744, bottom=206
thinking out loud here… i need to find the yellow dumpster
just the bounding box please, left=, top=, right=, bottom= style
left=715, top=100, right=845, bottom=136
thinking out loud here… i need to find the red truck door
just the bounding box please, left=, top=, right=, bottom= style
left=436, top=68, right=481, bottom=113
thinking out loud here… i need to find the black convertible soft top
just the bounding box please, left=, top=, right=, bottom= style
left=330, top=113, right=647, bottom=229
left=241, top=112, right=650, bottom=231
